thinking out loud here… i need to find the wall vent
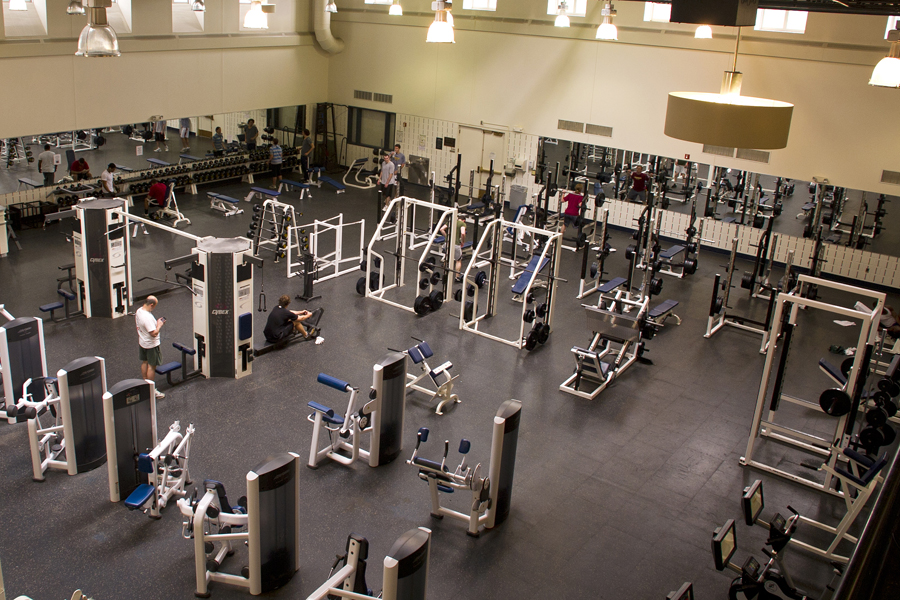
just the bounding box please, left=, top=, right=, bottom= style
left=373, top=93, right=393, bottom=104
left=558, top=120, right=584, bottom=133
left=585, top=123, right=613, bottom=137
left=702, top=145, right=735, bottom=157
left=881, top=170, right=900, bottom=185
left=736, top=149, right=770, bottom=163
left=353, top=90, right=373, bottom=101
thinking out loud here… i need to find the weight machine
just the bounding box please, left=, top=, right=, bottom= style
left=288, top=213, right=364, bottom=284
left=305, top=528, right=431, bottom=600
left=407, top=399, right=522, bottom=537
left=307, top=351, right=407, bottom=469
left=0, top=315, right=47, bottom=424
left=741, top=276, right=884, bottom=497
left=103, top=378, right=194, bottom=519
left=400, top=338, right=460, bottom=416
left=178, top=453, right=301, bottom=597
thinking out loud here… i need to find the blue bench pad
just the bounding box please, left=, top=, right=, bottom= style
left=660, top=245, right=684, bottom=260
left=209, top=193, right=240, bottom=204
left=251, top=187, right=279, bottom=196
left=511, top=256, right=549, bottom=294
left=40, top=302, right=64, bottom=312
left=156, top=362, right=181, bottom=374
left=124, top=484, right=155, bottom=509
left=649, top=300, right=679, bottom=318
left=598, top=277, right=627, bottom=293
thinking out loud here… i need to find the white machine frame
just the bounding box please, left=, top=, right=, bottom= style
left=307, top=374, right=373, bottom=469
left=288, top=213, right=365, bottom=283
left=343, top=156, right=377, bottom=190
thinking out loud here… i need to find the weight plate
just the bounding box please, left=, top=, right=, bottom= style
left=431, top=271, right=442, bottom=285
left=625, top=245, right=635, bottom=260
left=467, top=284, right=475, bottom=297
left=536, top=303, right=548, bottom=319
left=684, top=258, right=698, bottom=275
left=463, top=300, right=474, bottom=322
left=475, top=271, right=488, bottom=288
left=819, top=388, right=851, bottom=416
left=419, top=278, right=431, bottom=290
left=537, top=323, right=550, bottom=344
left=524, top=331, right=538, bottom=351
left=523, top=310, right=535, bottom=323
left=840, top=357, right=854, bottom=379
left=740, top=273, right=754, bottom=290
left=858, top=426, right=885, bottom=449
left=454, top=289, right=463, bottom=302
left=590, top=262, right=598, bottom=279
left=356, top=277, right=366, bottom=296
left=865, top=407, right=888, bottom=427
left=429, top=290, right=444, bottom=311
left=713, top=297, right=724, bottom=315
left=414, top=295, right=432, bottom=316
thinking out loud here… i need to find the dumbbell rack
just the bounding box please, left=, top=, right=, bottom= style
left=2, top=138, right=32, bottom=168
left=249, top=199, right=295, bottom=262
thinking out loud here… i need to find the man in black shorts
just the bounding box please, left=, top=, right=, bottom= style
left=263, top=295, right=322, bottom=343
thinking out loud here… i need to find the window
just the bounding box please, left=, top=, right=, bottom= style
left=464, top=0, right=497, bottom=10
left=643, top=2, right=670, bottom=23
left=107, top=0, right=131, bottom=33
left=3, top=0, right=47, bottom=37
left=547, top=0, right=586, bottom=18
left=348, top=107, right=395, bottom=151
left=364, top=0, right=393, bottom=4
left=754, top=9, right=807, bottom=34
left=173, top=0, right=204, bottom=33
left=886, top=16, right=900, bottom=39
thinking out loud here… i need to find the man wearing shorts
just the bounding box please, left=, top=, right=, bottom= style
left=269, top=139, right=284, bottom=188
left=153, top=119, right=168, bottom=152
left=627, top=165, right=651, bottom=204
left=136, top=295, right=166, bottom=399
left=441, top=218, right=466, bottom=283
left=300, top=129, right=314, bottom=182
left=561, top=183, right=584, bottom=236
left=179, top=117, right=192, bottom=151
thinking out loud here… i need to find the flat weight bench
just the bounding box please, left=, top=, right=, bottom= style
left=649, top=299, right=681, bottom=326
left=598, top=276, right=627, bottom=294
left=244, top=186, right=281, bottom=203
left=178, top=154, right=202, bottom=165
left=208, top=192, right=243, bottom=217
left=146, top=158, right=170, bottom=168
left=17, top=177, right=43, bottom=191
left=40, top=288, right=80, bottom=322
left=659, top=245, right=685, bottom=260
left=511, top=255, right=549, bottom=296
left=278, top=179, right=311, bottom=199
left=155, top=342, right=201, bottom=387
left=318, top=173, right=346, bottom=194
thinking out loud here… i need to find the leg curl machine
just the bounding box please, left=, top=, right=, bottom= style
left=401, top=338, right=460, bottom=415
left=103, top=378, right=195, bottom=518
left=177, top=453, right=301, bottom=597
left=305, top=527, right=431, bottom=600
left=407, top=399, right=522, bottom=537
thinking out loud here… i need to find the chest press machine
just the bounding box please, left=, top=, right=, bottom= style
left=1, top=315, right=47, bottom=424
left=177, top=453, right=301, bottom=597
left=305, top=527, right=432, bottom=600
left=103, top=378, right=195, bottom=519
left=407, top=399, right=522, bottom=537
left=307, top=352, right=407, bottom=469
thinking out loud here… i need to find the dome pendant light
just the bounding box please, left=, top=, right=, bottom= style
left=596, top=2, right=617, bottom=41
left=870, top=26, right=900, bottom=88
left=75, top=0, right=121, bottom=58
left=325, top=0, right=338, bottom=14
left=9, top=0, right=27, bottom=11
left=427, top=2, right=454, bottom=44
left=244, top=0, right=272, bottom=29
left=67, top=1, right=86, bottom=15
left=555, top=1, right=570, bottom=28
left=389, top=0, right=402, bottom=16
left=695, top=25, right=712, bottom=39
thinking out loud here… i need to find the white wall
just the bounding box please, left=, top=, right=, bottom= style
left=328, top=4, right=900, bottom=194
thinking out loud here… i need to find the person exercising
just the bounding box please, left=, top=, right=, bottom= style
left=627, top=164, right=651, bottom=204
left=561, top=183, right=584, bottom=236
left=135, top=295, right=166, bottom=399
left=263, top=295, right=319, bottom=343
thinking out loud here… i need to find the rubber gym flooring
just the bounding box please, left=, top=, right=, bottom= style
left=0, top=138, right=898, bottom=600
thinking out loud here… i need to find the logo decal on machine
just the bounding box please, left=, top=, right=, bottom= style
left=211, top=309, right=230, bottom=315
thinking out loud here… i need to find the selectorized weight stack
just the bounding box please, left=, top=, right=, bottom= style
left=0, top=316, right=47, bottom=424
left=46, top=198, right=133, bottom=319
left=166, top=237, right=259, bottom=379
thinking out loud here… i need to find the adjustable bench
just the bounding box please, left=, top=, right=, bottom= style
left=308, top=166, right=325, bottom=188
left=406, top=340, right=460, bottom=415
left=114, top=163, right=133, bottom=172
left=155, top=342, right=201, bottom=387
left=649, top=299, right=681, bottom=325
left=17, top=178, right=43, bottom=191
left=318, top=172, right=347, bottom=194
left=208, top=192, right=243, bottom=217
left=278, top=179, right=311, bottom=199
left=511, top=255, right=549, bottom=295
left=244, top=186, right=281, bottom=203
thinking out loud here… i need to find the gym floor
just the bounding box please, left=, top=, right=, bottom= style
left=0, top=134, right=897, bottom=600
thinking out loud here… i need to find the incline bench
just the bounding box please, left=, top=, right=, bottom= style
left=208, top=192, right=243, bottom=217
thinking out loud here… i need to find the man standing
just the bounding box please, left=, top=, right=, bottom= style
left=135, top=296, right=166, bottom=399
left=299, top=129, right=314, bottom=182
left=269, top=139, right=284, bottom=189
left=627, top=164, right=651, bottom=204
left=390, top=144, right=406, bottom=195
left=212, top=126, right=225, bottom=157
left=37, top=144, right=57, bottom=187
left=153, top=119, right=168, bottom=152
left=100, top=163, right=117, bottom=197
left=179, top=117, right=192, bottom=151
left=379, top=151, right=397, bottom=211
left=245, top=119, right=259, bottom=152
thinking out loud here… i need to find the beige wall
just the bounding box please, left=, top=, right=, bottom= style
left=329, top=3, right=899, bottom=193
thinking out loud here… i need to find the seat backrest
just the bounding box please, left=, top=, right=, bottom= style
left=408, top=346, right=424, bottom=364
left=418, top=342, right=434, bottom=359
left=136, top=453, right=154, bottom=474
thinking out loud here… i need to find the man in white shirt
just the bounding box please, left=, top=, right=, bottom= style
left=154, top=119, right=168, bottom=152
left=135, top=296, right=166, bottom=399
left=37, top=144, right=57, bottom=187
left=379, top=151, right=397, bottom=211
left=100, top=163, right=117, bottom=197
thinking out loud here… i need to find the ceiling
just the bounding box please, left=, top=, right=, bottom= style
left=645, top=1, right=900, bottom=16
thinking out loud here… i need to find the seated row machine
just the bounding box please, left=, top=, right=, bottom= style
left=103, top=378, right=195, bottom=518
left=407, top=399, right=522, bottom=537
left=307, top=352, right=407, bottom=469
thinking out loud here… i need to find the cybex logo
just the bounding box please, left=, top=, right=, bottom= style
left=211, top=310, right=230, bottom=315
left=90, top=258, right=105, bottom=263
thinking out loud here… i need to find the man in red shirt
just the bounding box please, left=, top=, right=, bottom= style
left=146, top=179, right=168, bottom=216
left=627, top=164, right=651, bottom=204
left=70, top=158, right=91, bottom=181
left=561, top=183, right=584, bottom=236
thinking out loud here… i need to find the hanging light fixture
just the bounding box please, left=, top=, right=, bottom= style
left=596, top=2, right=617, bottom=41
left=191, top=0, right=205, bottom=12
left=9, top=0, right=27, bottom=11
left=67, top=0, right=85, bottom=15
left=427, top=1, right=454, bottom=44
left=664, top=28, right=793, bottom=150
left=695, top=25, right=712, bottom=39
left=245, top=0, right=274, bottom=29
left=870, top=25, right=900, bottom=88
left=389, top=0, right=402, bottom=16
left=325, top=0, right=337, bottom=14
left=75, top=0, right=120, bottom=57
left=555, top=1, right=570, bottom=28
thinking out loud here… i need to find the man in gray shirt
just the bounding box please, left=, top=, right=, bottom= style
left=245, top=119, right=259, bottom=152
left=390, top=144, right=406, bottom=195
left=37, top=144, right=57, bottom=187
left=212, top=126, right=225, bottom=157
left=299, top=129, right=314, bottom=182
left=179, top=117, right=192, bottom=151
left=379, top=151, right=397, bottom=213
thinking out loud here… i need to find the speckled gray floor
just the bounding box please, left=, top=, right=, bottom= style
left=0, top=160, right=896, bottom=600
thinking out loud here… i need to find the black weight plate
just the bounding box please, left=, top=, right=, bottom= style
left=419, top=278, right=431, bottom=290
left=431, top=271, right=442, bottom=285
left=714, top=297, right=724, bottom=315
left=467, top=284, right=475, bottom=297
left=877, top=377, right=900, bottom=398
left=819, top=388, right=851, bottom=416
left=741, top=273, right=754, bottom=290
left=865, top=407, right=888, bottom=427
left=523, top=310, right=535, bottom=323
left=537, top=323, right=550, bottom=344
left=429, top=290, right=444, bottom=311
left=369, top=272, right=380, bottom=291
left=356, top=277, right=366, bottom=296
left=524, top=331, right=538, bottom=351
left=840, top=357, right=854, bottom=379
left=684, top=258, right=698, bottom=275
left=858, top=426, right=885, bottom=449
left=475, top=271, right=487, bottom=288
left=536, top=303, right=548, bottom=319
left=414, top=295, right=432, bottom=316
left=590, top=262, right=598, bottom=279
left=881, top=424, right=897, bottom=445
left=464, top=300, right=474, bottom=321
left=454, top=289, right=463, bottom=302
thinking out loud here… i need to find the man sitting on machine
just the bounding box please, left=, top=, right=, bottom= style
left=70, top=157, right=92, bottom=181
left=263, top=294, right=321, bottom=343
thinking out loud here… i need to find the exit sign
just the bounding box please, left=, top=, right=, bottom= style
left=684, top=154, right=690, bottom=160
